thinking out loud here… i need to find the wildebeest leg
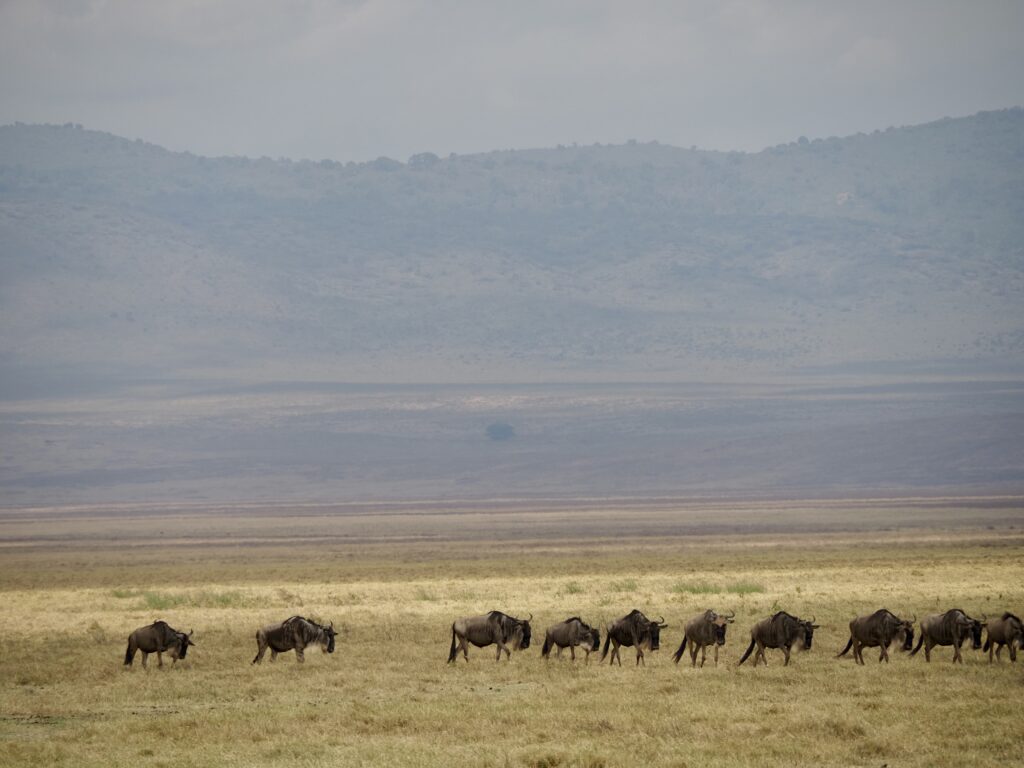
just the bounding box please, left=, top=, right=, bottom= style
left=924, top=639, right=932, bottom=662
left=459, top=637, right=469, bottom=662
left=952, top=641, right=962, bottom=664
left=690, top=644, right=698, bottom=667
left=782, top=644, right=791, bottom=666
left=636, top=647, right=644, bottom=666
left=753, top=642, right=766, bottom=667
left=156, top=650, right=164, bottom=668
left=556, top=647, right=563, bottom=658
left=699, top=645, right=707, bottom=668
left=296, top=644, right=305, bottom=663
left=141, top=652, right=149, bottom=669
left=1009, top=643, right=1017, bottom=662
left=989, top=642, right=996, bottom=662
left=713, top=644, right=719, bottom=667
left=270, top=650, right=278, bottom=662
left=880, top=642, right=890, bottom=664
left=569, top=646, right=576, bottom=661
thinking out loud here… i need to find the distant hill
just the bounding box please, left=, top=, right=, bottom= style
left=1, top=109, right=1023, bottom=390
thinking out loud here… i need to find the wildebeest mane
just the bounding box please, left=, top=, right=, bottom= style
left=1001, top=612, right=1020, bottom=622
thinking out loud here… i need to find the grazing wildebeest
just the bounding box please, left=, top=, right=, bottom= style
left=123, top=621, right=194, bottom=668
left=541, top=617, right=601, bottom=663
left=737, top=611, right=818, bottom=667
left=836, top=609, right=915, bottom=664
left=671, top=609, right=735, bottom=667
left=982, top=612, right=1022, bottom=663
left=252, top=615, right=337, bottom=664
left=447, top=611, right=532, bottom=662
left=600, top=609, right=668, bottom=666
left=910, top=609, right=985, bottom=663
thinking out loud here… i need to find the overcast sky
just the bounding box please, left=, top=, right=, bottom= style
left=2, top=0, right=1022, bottom=162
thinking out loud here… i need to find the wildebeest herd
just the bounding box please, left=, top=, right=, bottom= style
left=123, top=608, right=1022, bottom=669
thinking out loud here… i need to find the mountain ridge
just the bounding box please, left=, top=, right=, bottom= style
left=1, top=108, right=1022, bottom=389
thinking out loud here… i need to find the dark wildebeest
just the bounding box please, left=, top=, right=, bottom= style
left=836, top=609, right=915, bottom=664
left=600, top=609, right=668, bottom=666
left=910, top=609, right=985, bottom=663
left=982, top=612, right=1022, bottom=663
left=252, top=615, right=337, bottom=664
left=447, top=611, right=532, bottom=662
left=541, top=617, right=601, bottom=663
left=123, top=621, right=195, bottom=668
left=671, top=609, right=735, bottom=667
left=737, top=611, right=818, bottom=667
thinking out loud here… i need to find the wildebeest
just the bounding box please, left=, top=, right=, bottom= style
left=737, top=611, right=818, bottom=667
left=836, top=609, right=915, bottom=664
left=123, top=621, right=195, bottom=668
left=600, top=609, right=668, bottom=666
left=541, top=617, right=601, bottom=662
left=671, top=609, right=735, bottom=667
left=252, top=615, right=337, bottom=664
left=982, top=612, right=1022, bottom=663
left=447, top=611, right=532, bottom=662
left=910, top=609, right=985, bottom=663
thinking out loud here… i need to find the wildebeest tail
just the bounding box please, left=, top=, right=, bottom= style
left=909, top=633, right=925, bottom=656
left=600, top=632, right=612, bottom=663
left=836, top=637, right=853, bottom=658
left=447, top=625, right=458, bottom=663
left=541, top=634, right=552, bottom=658
left=737, top=638, right=756, bottom=666
left=123, top=636, right=134, bottom=666
left=671, top=636, right=687, bottom=664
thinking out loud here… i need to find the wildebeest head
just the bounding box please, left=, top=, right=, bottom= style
left=321, top=622, right=337, bottom=654
left=646, top=616, right=669, bottom=651
left=967, top=615, right=986, bottom=649
left=899, top=615, right=916, bottom=651
left=175, top=629, right=196, bottom=659
left=518, top=615, right=532, bottom=650
left=711, top=610, right=735, bottom=645
left=799, top=617, right=819, bottom=650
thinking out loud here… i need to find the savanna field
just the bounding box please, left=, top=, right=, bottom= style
left=0, top=497, right=1021, bottom=767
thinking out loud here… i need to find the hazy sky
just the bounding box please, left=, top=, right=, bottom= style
left=2, top=0, right=1022, bottom=162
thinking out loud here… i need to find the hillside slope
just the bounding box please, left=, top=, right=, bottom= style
left=1, top=109, right=1023, bottom=387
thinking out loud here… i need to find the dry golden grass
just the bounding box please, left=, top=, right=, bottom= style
left=0, top=497, right=1022, bottom=767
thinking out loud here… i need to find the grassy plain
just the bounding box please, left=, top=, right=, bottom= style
left=0, top=496, right=1022, bottom=767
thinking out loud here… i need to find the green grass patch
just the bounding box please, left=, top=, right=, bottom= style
left=140, top=591, right=190, bottom=610
left=609, top=579, right=638, bottom=593
left=670, top=581, right=765, bottom=595
left=726, top=581, right=765, bottom=595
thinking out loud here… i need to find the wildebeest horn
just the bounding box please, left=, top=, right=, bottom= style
left=725, top=609, right=736, bottom=619
left=658, top=616, right=665, bottom=625
left=909, top=613, right=917, bottom=624
left=527, top=613, right=533, bottom=622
